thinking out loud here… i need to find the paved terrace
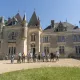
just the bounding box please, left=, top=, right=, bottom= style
left=0, top=59, right=80, bottom=74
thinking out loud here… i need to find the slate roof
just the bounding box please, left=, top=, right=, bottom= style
left=28, top=11, right=40, bottom=27
left=44, top=22, right=76, bottom=31
left=7, top=13, right=22, bottom=26
left=15, top=13, right=22, bottom=22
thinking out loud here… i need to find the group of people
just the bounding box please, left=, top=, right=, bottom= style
left=11, top=52, right=25, bottom=63
left=10, top=51, right=60, bottom=63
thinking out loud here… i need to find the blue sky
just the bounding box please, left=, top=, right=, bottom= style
left=0, top=0, right=80, bottom=29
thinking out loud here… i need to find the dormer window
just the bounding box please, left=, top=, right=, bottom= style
left=55, top=22, right=67, bottom=32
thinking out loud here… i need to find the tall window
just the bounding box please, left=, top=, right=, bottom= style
left=73, top=35, right=77, bottom=42
left=59, top=46, right=65, bottom=54
left=75, top=46, right=80, bottom=54
left=73, top=35, right=80, bottom=42
left=43, top=36, right=49, bottom=43
left=31, top=34, right=36, bottom=41
left=58, top=36, right=65, bottom=42
left=9, top=47, right=16, bottom=55
left=44, top=47, right=49, bottom=54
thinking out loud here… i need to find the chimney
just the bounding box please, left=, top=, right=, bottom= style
left=51, top=20, right=54, bottom=28
left=1, top=16, right=4, bottom=24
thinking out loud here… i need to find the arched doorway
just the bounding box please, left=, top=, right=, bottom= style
left=31, top=44, right=36, bottom=55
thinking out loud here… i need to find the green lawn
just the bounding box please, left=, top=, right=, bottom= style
left=0, top=67, right=80, bottom=80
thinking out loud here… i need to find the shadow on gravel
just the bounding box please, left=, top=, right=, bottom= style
left=3, top=61, right=58, bottom=64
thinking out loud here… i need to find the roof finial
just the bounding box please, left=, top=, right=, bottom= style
left=66, top=18, right=67, bottom=22
left=34, top=8, right=36, bottom=12
left=60, top=21, right=61, bottom=23
left=79, top=21, right=80, bottom=27
left=34, top=8, right=35, bottom=11
left=37, top=16, right=40, bottom=25
left=18, top=10, right=20, bottom=13
left=38, top=17, right=39, bottom=20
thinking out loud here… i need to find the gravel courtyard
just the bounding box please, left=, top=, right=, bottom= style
left=0, top=58, right=80, bottom=74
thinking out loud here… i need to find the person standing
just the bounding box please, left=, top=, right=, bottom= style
left=45, top=53, right=49, bottom=62
left=41, top=52, right=45, bottom=62
left=37, top=52, right=41, bottom=62
left=56, top=51, right=60, bottom=61
left=11, top=54, right=14, bottom=64
left=18, top=52, right=22, bottom=63
left=50, top=52, right=53, bottom=62
left=22, top=52, right=25, bottom=63
left=27, top=52, right=30, bottom=63
left=30, top=52, right=33, bottom=62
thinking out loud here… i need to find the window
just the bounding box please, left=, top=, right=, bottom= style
left=73, top=35, right=77, bottom=42
left=13, top=47, right=16, bottom=54
left=44, top=47, right=49, bottom=54
left=73, top=35, right=80, bottom=42
left=58, top=36, right=65, bottom=42
left=43, top=36, right=49, bottom=43
left=78, top=35, right=80, bottom=42
left=31, top=34, right=35, bottom=41
left=8, top=32, right=17, bottom=40
left=59, top=46, right=65, bottom=54
left=75, top=46, right=80, bottom=54
left=9, top=47, right=16, bottom=55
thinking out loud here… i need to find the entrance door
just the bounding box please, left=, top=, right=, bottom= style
left=31, top=44, right=36, bottom=55
left=33, top=48, right=35, bottom=56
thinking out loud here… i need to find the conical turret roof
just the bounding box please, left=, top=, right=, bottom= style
left=28, top=11, right=39, bottom=27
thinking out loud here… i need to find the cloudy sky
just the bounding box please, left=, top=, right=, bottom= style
left=0, top=0, right=80, bottom=29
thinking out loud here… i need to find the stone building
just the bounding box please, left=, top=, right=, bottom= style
left=0, top=11, right=80, bottom=59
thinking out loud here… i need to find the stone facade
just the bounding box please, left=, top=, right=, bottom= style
left=0, top=11, right=80, bottom=59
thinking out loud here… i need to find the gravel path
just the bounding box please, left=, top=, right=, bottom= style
left=0, top=58, right=80, bottom=74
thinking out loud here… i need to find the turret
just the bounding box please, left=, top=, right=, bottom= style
left=0, top=16, right=5, bottom=32
left=22, top=13, right=27, bottom=27
left=22, top=13, right=28, bottom=39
